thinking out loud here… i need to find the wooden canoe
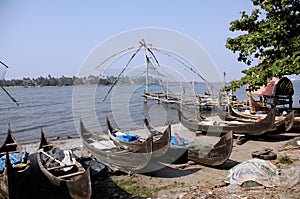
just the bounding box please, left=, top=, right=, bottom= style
left=143, top=119, right=233, bottom=166
left=269, top=110, right=295, bottom=132
left=106, top=117, right=170, bottom=157
left=80, top=119, right=153, bottom=173
left=37, top=129, right=92, bottom=199
left=216, top=104, right=266, bottom=121
left=229, top=105, right=267, bottom=120
left=187, top=131, right=233, bottom=166
left=143, top=117, right=187, bottom=163
left=0, top=124, right=31, bottom=199
left=219, top=105, right=295, bottom=132
left=178, top=108, right=276, bottom=135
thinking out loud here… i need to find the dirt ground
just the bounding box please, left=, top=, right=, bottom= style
left=6, top=119, right=300, bottom=199
left=101, top=129, right=300, bottom=199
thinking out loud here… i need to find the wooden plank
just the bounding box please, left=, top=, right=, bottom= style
left=57, top=170, right=85, bottom=179
left=5, top=143, right=17, bottom=146
left=47, top=164, right=76, bottom=171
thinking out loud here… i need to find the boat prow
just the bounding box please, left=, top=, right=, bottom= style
left=80, top=119, right=153, bottom=173
left=188, top=130, right=233, bottom=166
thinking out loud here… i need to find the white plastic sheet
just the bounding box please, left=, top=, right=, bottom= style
left=226, top=158, right=278, bottom=187
left=226, top=158, right=300, bottom=188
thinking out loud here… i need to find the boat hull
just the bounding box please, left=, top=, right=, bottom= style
left=0, top=127, right=31, bottom=199
left=178, top=109, right=275, bottom=135
left=187, top=131, right=233, bottom=166
left=106, top=117, right=170, bottom=157
left=80, top=119, right=153, bottom=173
left=37, top=130, right=92, bottom=199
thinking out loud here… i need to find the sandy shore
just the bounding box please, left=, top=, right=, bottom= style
left=14, top=118, right=300, bottom=198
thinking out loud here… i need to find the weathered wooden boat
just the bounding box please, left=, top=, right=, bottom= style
left=178, top=108, right=276, bottom=135
left=216, top=105, right=240, bottom=121
left=37, top=129, right=92, bottom=199
left=80, top=119, right=153, bottom=173
left=143, top=118, right=234, bottom=166
left=107, top=117, right=170, bottom=157
left=143, top=117, right=187, bottom=163
left=216, top=104, right=265, bottom=121
left=187, top=131, right=233, bottom=166
left=218, top=105, right=295, bottom=132
left=270, top=110, right=295, bottom=132
left=0, top=125, right=31, bottom=199
left=229, top=105, right=267, bottom=120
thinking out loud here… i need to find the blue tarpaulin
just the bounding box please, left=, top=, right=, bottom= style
left=0, top=150, right=28, bottom=172
left=170, top=136, right=189, bottom=146
left=112, top=132, right=140, bottom=142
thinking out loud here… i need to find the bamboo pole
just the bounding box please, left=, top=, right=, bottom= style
left=148, top=55, right=165, bottom=94
left=95, top=45, right=140, bottom=69
left=150, top=47, right=218, bottom=92
left=0, top=61, right=9, bottom=68
left=192, top=81, right=195, bottom=94
left=166, top=80, right=169, bottom=103
left=144, top=91, right=147, bottom=103
left=180, top=82, right=183, bottom=106
left=144, top=50, right=149, bottom=94
left=1, top=86, right=19, bottom=106
left=103, top=44, right=143, bottom=101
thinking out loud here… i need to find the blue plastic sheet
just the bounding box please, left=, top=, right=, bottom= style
left=170, top=136, right=189, bottom=146
left=112, top=132, right=140, bottom=142
left=0, top=150, right=28, bottom=172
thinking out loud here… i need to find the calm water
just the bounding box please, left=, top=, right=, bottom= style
left=0, top=81, right=299, bottom=144
left=0, top=85, right=180, bottom=144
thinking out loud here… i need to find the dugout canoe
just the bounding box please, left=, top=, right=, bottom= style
left=143, top=118, right=233, bottom=166
left=106, top=117, right=170, bottom=157
left=178, top=108, right=275, bottom=135
left=37, top=129, right=92, bottom=199
left=143, top=117, right=188, bottom=163
left=218, top=105, right=294, bottom=132
left=187, top=130, right=233, bottom=166
left=80, top=119, right=153, bottom=173
left=0, top=124, right=31, bottom=199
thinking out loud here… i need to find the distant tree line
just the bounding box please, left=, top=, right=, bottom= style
left=0, top=74, right=160, bottom=87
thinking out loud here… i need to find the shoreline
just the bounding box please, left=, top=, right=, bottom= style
left=17, top=120, right=300, bottom=198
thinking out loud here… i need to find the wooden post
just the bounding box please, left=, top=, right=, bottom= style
left=166, top=81, right=169, bottom=103
left=246, top=85, right=249, bottom=110
left=144, top=51, right=149, bottom=94
left=198, top=95, right=201, bottom=110
left=144, top=91, right=147, bottom=103
left=217, top=91, right=221, bottom=108
left=180, top=82, right=183, bottom=106
left=192, top=81, right=195, bottom=94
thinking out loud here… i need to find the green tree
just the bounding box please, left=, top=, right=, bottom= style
left=226, top=0, right=300, bottom=91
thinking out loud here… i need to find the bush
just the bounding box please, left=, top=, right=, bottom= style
left=278, top=155, right=293, bottom=164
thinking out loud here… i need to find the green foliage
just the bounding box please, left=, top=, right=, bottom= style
left=114, top=176, right=180, bottom=197
left=226, top=0, right=300, bottom=91
left=278, top=155, right=293, bottom=164
left=0, top=74, right=159, bottom=87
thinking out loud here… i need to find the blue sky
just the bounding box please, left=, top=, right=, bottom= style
left=0, top=0, right=256, bottom=81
